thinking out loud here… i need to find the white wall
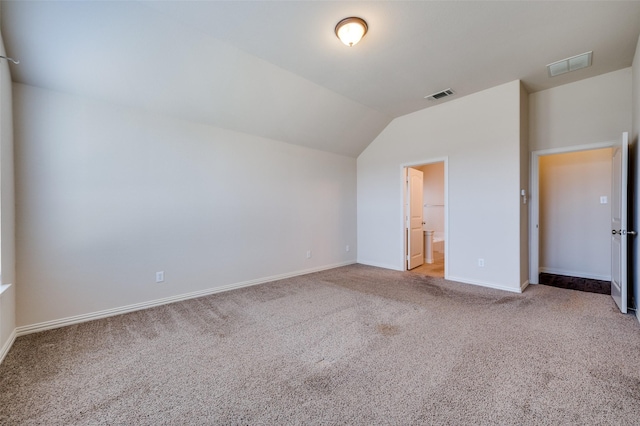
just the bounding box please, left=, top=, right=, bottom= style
left=14, top=83, right=357, bottom=328
left=417, top=162, right=444, bottom=235
left=530, top=68, right=632, bottom=152
left=539, top=149, right=612, bottom=280
left=0, top=22, right=16, bottom=362
left=632, top=34, right=640, bottom=317
left=357, top=80, right=525, bottom=292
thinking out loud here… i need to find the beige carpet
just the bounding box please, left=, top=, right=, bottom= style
left=1, top=264, right=639, bottom=424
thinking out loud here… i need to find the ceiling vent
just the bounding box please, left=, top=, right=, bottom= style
left=547, top=51, right=592, bottom=77
left=425, top=88, right=455, bottom=101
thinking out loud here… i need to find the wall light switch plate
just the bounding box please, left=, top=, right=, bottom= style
left=600, top=196, right=608, bottom=204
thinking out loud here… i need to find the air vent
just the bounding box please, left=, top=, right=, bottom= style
left=547, top=51, right=592, bottom=77
left=425, top=88, right=455, bottom=101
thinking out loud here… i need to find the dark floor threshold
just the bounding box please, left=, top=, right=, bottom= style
left=539, top=273, right=610, bottom=295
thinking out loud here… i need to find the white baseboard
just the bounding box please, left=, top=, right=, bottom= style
left=357, top=260, right=403, bottom=271
left=0, top=328, right=16, bottom=365
left=16, top=261, right=356, bottom=337
left=539, top=267, right=610, bottom=281
left=521, top=280, right=530, bottom=292
left=446, top=275, right=523, bottom=293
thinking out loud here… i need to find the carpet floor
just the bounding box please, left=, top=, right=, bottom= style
left=1, top=264, right=639, bottom=425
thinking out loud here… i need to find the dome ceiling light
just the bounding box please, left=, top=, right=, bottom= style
left=335, top=17, right=368, bottom=47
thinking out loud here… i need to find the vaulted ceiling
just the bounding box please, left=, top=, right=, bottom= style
left=2, top=1, right=640, bottom=157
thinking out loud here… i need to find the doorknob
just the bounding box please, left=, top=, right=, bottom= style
left=612, top=230, right=637, bottom=236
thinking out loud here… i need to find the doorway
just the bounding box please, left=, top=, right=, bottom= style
left=530, top=141, right=617, bottom=288
left=403, top=160, right=447, bottom=278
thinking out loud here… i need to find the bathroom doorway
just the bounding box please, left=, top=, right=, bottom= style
left=403, top=160, right=447, bottom=278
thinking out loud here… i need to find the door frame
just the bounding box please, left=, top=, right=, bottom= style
left=529, top=140, right=617, bottom=284
left=401, top=157, right=449, bottom=278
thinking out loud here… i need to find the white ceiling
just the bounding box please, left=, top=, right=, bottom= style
left=2, top=1, right=640, bottom=157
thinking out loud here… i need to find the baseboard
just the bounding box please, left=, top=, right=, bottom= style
left=16, top=261, right=356, bottom=337
left=539, top=267, right=610, bottom=281
left=446, top=275, right=523, bottom=293
left=0, top=328, right=16, bottom=365
left=521, top=280, right=530, bottom=292
left=636, top=309, right=640, bottom=325
left=357, top=260, right=403, bottom=271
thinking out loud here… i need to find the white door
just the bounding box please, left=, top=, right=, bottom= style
left=407, top=167, right=424, bottom=270
left=611, top=132, right=628, bottom=313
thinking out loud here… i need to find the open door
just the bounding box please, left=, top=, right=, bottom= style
left=407, top=167, right=424, bottom=270
left=611, top=132, right=628, bottom=313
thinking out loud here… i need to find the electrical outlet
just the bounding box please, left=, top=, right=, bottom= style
left=306, top=250, right=312, bottom=259
left=478, top=259, right=484, bottom=267
left=156, top=271, right=165, bottom=283
left=346, top=245, right=350, bottom=252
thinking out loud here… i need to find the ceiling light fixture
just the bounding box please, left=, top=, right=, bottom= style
left=335, top=17, right=368, bottom=47
left=547, top=51, right=592, bottom=77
